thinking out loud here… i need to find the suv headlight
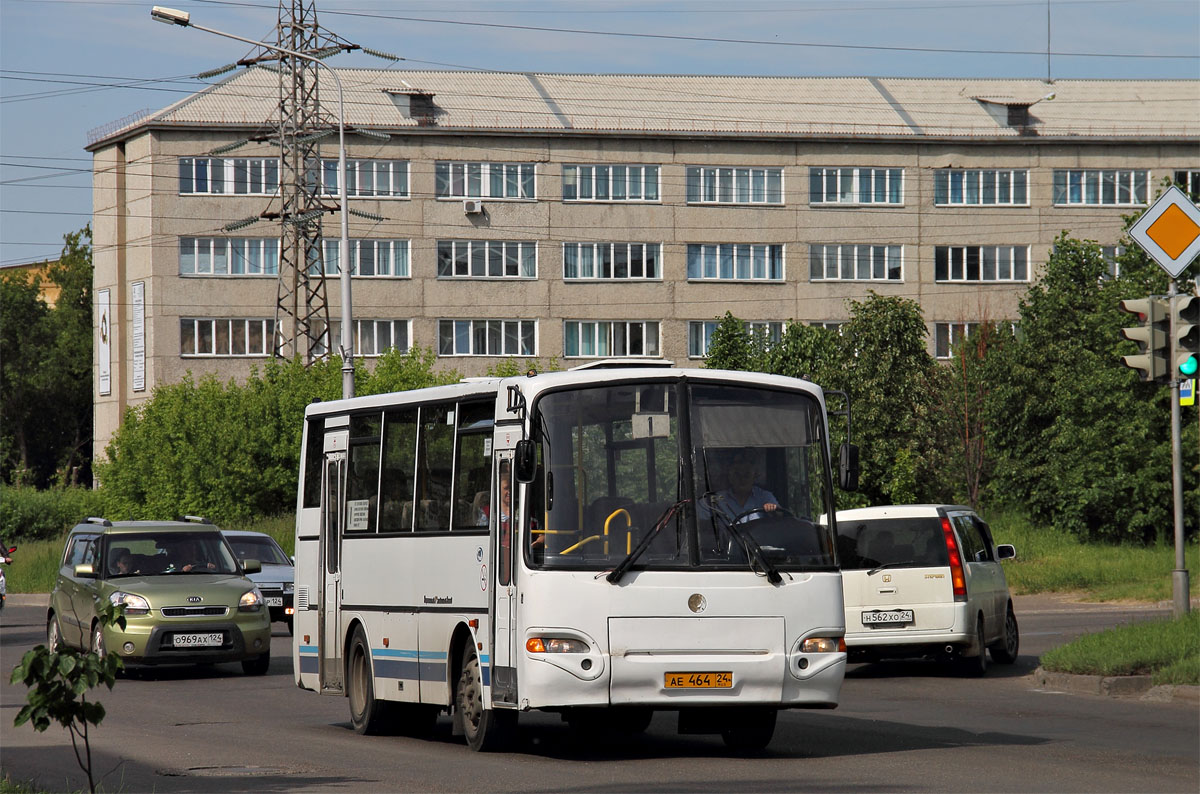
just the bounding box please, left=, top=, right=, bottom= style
left=109, top=591, right=150, bottom=615
left=282, top=582, right=294, bottom=593
left=238, top=588, right=264, bottom=612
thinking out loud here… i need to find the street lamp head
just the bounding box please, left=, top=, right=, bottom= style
left=150, top=6, right=191, bottom=26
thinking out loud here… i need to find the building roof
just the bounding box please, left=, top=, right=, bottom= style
left=86, top=71, right=1200, bottom=149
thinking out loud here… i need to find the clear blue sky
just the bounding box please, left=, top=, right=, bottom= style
left=2, top=0, right=1197, bottom=267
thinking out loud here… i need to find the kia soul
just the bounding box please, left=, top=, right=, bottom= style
left=48, top=517, right=272, bottom=674
left=836, top=504, right=1019, bottom=675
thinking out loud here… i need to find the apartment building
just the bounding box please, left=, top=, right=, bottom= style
left=87, top=71, right=1200, bottom=458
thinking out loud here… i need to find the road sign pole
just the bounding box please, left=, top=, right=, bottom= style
left=1168, top=284, right=1191, bottom=617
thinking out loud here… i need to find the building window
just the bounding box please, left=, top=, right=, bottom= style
left=809, top=167, right=903, bottom=205
left=1053, top=170, right=1148, bottom=206
left=686, top=244, right=784, bottom=281
left=313, top=239, right=410, bottom=277
left=436, top=240, right=536, bottom=279
left=687, top=320, right=783, bottom=358
left=685, top=166, right=783, bottom=204
left=319, top=159, right=408, bottom=197
left=179, top=238, right=279, bottom=276
left=563, top=165, right=660, bottom=201
left=180, top=318, right=274, bottom=357
left=1100, top=245, right=1127, bottom=279
left=809, top=244, right=902, bottom=281
left=438, top=319, right=536, bottom=356
left=935, top=245, right=1029, bottom=282
left=935, top=322, right=978, bottom=359
left=563, top=243, right=661, bottom=280
left=563, top=321, right=660, bottom=358
left=313, top=319, right=411, bottom=358
left=934, top=169, right=1028, bottom=206
left=435, top=162, right=535, bottom=199
left=811, top=322, right=843, bottom=334
left=1174, top=170, right=1200, bottom=203
left=179, top=157, right=279, bottom=195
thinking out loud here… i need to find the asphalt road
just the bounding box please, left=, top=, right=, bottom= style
left=1, top=594, right=1196, bottom=793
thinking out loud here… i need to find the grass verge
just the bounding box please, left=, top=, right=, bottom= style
left=989, top=511, right=1198, bottom=603
left=1040, top=611, right=1199, bottom=685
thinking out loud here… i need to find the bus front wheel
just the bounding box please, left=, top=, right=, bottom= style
left=455, top=647, right=515, bottom=751
left=720, top=707, right=777, bottom=751
left=348, top=626, right=389, bottom=735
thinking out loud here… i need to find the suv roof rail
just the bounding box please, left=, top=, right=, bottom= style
left=85, top=516, right=112, bottom=527
left=176, top=515, right=213, bottom=524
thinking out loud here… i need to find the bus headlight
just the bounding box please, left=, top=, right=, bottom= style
left=239, top=588, right=264, bottom=612
left=526, top=637, right=589, bottom=654
left=800, top=637, right=845, bottom=654
left=109, top=591, right=150, bottom=615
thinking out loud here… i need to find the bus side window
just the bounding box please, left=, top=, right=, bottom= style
left=381, top=408, right=418, bottom=532
left=415, top=403, right=454, bottom=531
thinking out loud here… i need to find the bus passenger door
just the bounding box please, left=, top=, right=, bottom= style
left=319, top=432, right=348, bottom=694
left=490, top=450, right=518, bottom=704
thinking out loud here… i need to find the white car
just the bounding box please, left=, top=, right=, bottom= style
left=222, top=530, right=295, bottom=634
left=836, top=504, right=1019, bottom=674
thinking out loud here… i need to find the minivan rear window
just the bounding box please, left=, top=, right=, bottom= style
left=837, top=517, right=949, bottom=570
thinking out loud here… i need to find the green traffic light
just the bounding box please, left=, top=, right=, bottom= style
left=1182, top=354, right=1199, bottom=377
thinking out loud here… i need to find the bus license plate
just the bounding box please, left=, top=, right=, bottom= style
left=173, top=632, right=223, bottom=648
left=665, top=672, right=733, bottom=689
left=862, top=609, right=914, bottom=626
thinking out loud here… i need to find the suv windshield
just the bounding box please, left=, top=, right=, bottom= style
left=837, top=517, right=949, bottom=570
left=226, top=536, right=291, bottom=566
left=526, top=380, right=836, bottom=574
left=102, top=531, right=239, bottom=577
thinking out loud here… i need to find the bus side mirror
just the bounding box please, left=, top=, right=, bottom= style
left=514, top=440, right=536, bottom=483
left=839, top=443, right=860, bottom=491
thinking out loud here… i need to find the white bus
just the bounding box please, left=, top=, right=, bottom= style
left=293, top=361, right=857, bottom=751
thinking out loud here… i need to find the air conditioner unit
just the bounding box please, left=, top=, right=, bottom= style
left=463, top=199, right=483, bottom=215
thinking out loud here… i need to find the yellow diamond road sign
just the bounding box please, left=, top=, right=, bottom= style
left=1129, top=185, right=1200, bottom=279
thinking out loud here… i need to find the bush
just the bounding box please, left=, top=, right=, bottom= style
left=0, top=485, right=104, bottom=542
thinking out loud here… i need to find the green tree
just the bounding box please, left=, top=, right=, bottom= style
left=702, top=312, right=764, bottom=372
left=984, top=233, right=1197, bottom=543
left=0, top=227, right=93, bottom=488
left=839, top=293, right=941, bottom=506
left=11, top=601, right=126, bottom=794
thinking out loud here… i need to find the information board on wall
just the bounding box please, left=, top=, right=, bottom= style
left=97, top=288, right=111, bottom=396
left=131, top=281, right=145, bottom=392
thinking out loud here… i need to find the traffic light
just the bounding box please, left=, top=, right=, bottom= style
left=1119, top=297, right=1169, bottom=382
left=1174, top=295, right=1199, bottom=378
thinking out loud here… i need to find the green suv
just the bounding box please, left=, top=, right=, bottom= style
left=48, top=517, right=273, bottom=674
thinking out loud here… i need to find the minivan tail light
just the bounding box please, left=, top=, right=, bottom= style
left=941, top=516, right=967, bottom=601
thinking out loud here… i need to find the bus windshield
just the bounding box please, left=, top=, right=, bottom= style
left=526, top=380, right=836, bottom=574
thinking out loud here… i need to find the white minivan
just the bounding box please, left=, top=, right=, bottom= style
left=836, top=504, right=1019, bottom=675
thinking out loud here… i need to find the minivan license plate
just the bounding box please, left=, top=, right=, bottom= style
left=862, top=609, right=914, bottom=626
left=173, top=632, right=223, bottom=648
left=664, top=672, right=732, bottom=689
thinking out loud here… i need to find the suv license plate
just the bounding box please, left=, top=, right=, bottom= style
left=173, top=632, right=224, bottom=648
left=862, top=609, right=914, bottom=626
left=664, top=672, right=733, bottom=689
left=265, top=597, right=283, bottom=607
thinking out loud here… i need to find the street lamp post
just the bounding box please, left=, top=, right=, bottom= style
left=151, top=6, right=355, bottom=399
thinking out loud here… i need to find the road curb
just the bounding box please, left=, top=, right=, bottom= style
left=4, top=593, right=49, bottom=607
left=1033, top=666, right=1199, bottom=703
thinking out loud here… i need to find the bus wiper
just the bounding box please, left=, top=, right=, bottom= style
left=709, top=508, right=783, bottom=586
left=866, top=560, right=915, bottom=576
left=606, top=499, right=687, bottom=585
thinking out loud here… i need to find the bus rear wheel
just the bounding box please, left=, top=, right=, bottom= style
left=720, top=707, right=777, bottom=751
left=348, top=626, right=389, bottom=735
left=455, top=647, right=514, bottom=751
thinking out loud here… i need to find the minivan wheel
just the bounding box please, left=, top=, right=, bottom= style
left=47, top=614, right=62, bottom=652
left=990, top=604, right=1020, bottom=664
left=958, top=617, right=988, bottom=677
left=90, top=623, right=107, bottom=660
